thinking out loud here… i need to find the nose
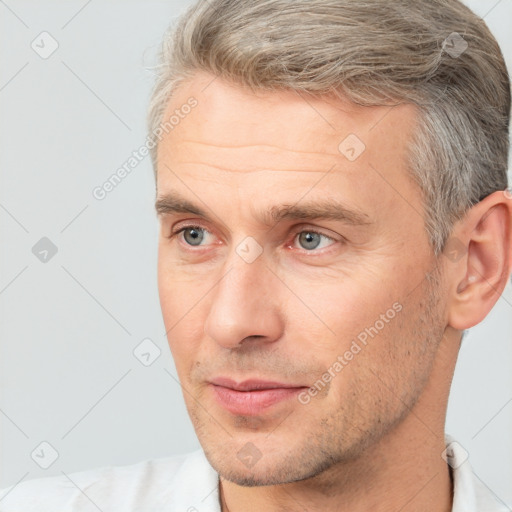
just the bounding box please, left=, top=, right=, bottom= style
left=203, top=249, right=284, bottom=350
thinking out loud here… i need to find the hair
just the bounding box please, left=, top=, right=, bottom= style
left=147, top=0, right=511, bottom=256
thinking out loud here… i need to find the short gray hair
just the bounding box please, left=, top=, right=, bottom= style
left=147, top=0, right=510, bottom=256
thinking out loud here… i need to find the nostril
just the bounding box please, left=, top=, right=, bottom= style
left=241, top=335, right=265, bottom=342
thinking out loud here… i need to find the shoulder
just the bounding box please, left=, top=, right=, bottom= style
left=0, top=449, right=217, bottom=512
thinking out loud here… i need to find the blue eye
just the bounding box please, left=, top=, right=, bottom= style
left=171, top=226, right=336, bottom=252
left=294, top=230, right=335, bottom=251
left=298, top=231, right=321, bottom=250
left=174, top=226, right=216, bottom=247
left=181, top=226, right=205, bottom=246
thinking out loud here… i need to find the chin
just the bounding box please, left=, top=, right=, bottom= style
left=202, top=442, right=338, bottom=487
left=216, top=464, right=308, bottom=487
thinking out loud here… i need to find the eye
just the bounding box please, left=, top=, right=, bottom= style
left=172, top=225, right=215, bottom=247
left=292, top=230, right=336, bottom=252
left=169, top=225, right=338, bottom=253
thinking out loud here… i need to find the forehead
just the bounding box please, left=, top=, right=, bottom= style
left=156, top=71, right=422, bottom=231
left=158, top=71, right=417, bottom=164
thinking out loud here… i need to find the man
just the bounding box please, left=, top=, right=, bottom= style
left=1, top=0, right=511, bottom=510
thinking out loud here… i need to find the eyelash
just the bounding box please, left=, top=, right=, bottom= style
left=168, top=224, right=339, bottom=254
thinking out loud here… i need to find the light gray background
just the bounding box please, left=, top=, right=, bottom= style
left=1, top=0, right=511, bottom=506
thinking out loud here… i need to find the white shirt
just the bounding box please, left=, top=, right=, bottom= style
left=0, top=435, right=508, bottom=511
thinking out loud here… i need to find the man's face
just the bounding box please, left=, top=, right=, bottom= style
left=156, top=71, right=448, bottom=485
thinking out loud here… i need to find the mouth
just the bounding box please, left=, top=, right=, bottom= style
left=209, top=377, right=309, bottom=416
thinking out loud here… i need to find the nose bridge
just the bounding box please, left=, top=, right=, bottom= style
left=203, top=243, right=282, bottom=348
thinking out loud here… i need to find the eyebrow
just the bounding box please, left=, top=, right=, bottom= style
left=155, top=191, right=373, bottom=227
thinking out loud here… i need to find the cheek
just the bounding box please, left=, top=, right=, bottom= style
left=164, top=318, right=205, bottom=385
left=157, top=257, right=205, bottom=370
left=289, top=275, right=399, bottom=348
left=157, top=247, right=206, bottom=324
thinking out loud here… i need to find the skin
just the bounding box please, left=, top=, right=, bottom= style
left=155, top=70, right=512, bottom=512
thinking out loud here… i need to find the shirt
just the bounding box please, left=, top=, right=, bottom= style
left=0, top=434, right=508, bottom=511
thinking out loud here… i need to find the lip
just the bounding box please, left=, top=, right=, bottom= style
left=210, top=377, right=304, bottom=391
left=209, top=377, right=308, bottom=416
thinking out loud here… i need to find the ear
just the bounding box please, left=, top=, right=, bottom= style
left=445, top=189, right=512, bottom=331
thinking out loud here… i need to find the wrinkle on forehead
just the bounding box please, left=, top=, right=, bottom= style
left=158, top=72, right=417, bottom=181
left=156, top=71, right=423, bottom=239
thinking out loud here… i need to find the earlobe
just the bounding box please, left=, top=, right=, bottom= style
left=447, top=191, right=512, bottom=331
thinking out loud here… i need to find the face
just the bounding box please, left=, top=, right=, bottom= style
left=156, top=71, right=448, bottom=485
